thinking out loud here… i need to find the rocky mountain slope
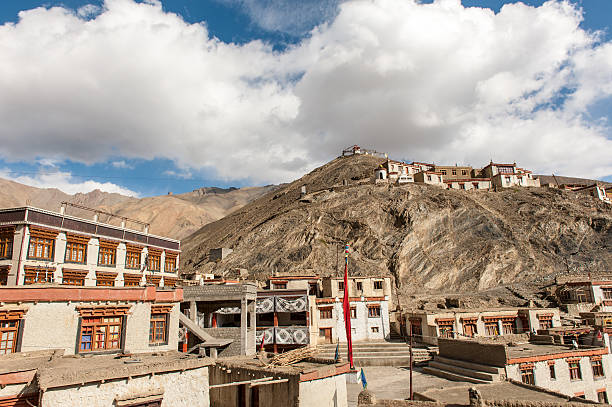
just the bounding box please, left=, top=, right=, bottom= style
left=181, top=155, right=612, bottom=303
left=0, top=177, right=275, bottom=239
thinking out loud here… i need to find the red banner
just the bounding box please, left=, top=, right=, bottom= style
left=343, top=244, right=354, bottom=369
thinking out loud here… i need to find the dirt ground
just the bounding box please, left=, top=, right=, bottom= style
left=346, top=366, right=458, bottom=406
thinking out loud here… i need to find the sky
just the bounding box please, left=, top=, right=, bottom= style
left=0, top=0, right=611, bottom=197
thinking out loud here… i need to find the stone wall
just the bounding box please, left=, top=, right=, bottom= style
left=41, top=367, right=209, bottom=407
left=437, top=339, right=507, bottom=367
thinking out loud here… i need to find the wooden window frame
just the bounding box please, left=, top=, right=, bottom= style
left=0, top=228, right=14, bottom=259
left=350, top=307, right=357, bottom=319
left=27, top=236, right=55, bottom=261
left=485, top=321, right=499, bottom=336
left=149, top=313, right=169, bottom=346
left=273, top=282, right=287, bottom=290
left=78, top=315, right=124, bottom=353
left=0, top=267, right=8, bottom=286
left=123, top=274, right=142, bottom=287
left=96, top=272, right=117, bottom=287
left=368, top=305, right=381, bottom=318
left=568, top=360, right=582, bottom=381
left=337, top=281, right=345, bottom=291
left=147, top=252, right=161, bottom=272
left=591, top=357, right=605, bottom=378
left=319, top=308, right=332, bottom=319
left=62, top=270, right=87, bottom=286
left=520, top=365, right=535, bottom=385
left=23, top=267, right=54, bottom=284
left=373, top=281, right=383, bottom=290
left=164, top=252, right=178, bottom=273
left=65, top=241, right=87, bottom=264
left=125, top=250, right=141, bottom=270
left=163, top=277, right=177, bottom=287
left=0, top=314, right=23, bottom=355
left=549, top=362, right=556, bottom=379
left=98, top=246, right=117, bottom=267
left=597, top=390, right=609, bottom=404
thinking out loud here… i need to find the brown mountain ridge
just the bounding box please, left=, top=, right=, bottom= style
left=181, top=154, right=612, bottom=303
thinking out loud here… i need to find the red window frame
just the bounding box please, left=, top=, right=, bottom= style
left=320, top=308, right=332, bottom=319
left=149, top=313, right=168, bottom=345
left=79, top=316, right=122, bottom=352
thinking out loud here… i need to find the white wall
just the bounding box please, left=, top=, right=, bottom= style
left=41, top=367, right=209, bottom=407
left=299, top=373, right=348, bottom=407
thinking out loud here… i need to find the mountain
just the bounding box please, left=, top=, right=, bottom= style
left=181, top=154, right=612, bottom=303
left=0, top=177, right=276, bottom=239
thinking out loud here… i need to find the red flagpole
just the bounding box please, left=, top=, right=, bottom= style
left=343, top=244, right=354, bottom=369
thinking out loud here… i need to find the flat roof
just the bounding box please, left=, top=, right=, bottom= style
left=0, top=285, right=182, bottom=303
left=506, top=343, right=607, bottom=364
left=0, top=206, right=180, bottom=251
left=215, top=356, right=350, bottom=382
left=37, top=351, right=212, bottom=390
left=418, top=381, right=585, bottom=404
left=406, top=307, right=557, bottom=314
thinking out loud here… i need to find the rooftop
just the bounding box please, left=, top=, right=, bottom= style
left=506, top=342, right=606, bottom=363
left=0, top=350, right=212, bottom=390
left=418, top=381, right=587, bottom=404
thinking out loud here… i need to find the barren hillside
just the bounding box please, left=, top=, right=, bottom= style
left=181, top=155, right=612, bottom=302
left=0, top=178, right=276, bottom=239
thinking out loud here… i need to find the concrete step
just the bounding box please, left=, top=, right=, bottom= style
left=422, top=366, right=490, bottom=384
left=428, top=361, right=500, bottom=382
left=318, top=346, right=415, bottom=353
left=433, top=356, right=504, bottom=375
left=346, top=356, right=427, bottom=367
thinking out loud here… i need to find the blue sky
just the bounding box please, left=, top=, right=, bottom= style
left=0, top=0, right=611, bottom=197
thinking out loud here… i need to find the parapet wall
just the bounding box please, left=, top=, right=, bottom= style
left=437, top=339, right=507, bottom=367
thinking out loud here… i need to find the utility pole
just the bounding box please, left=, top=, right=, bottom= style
left=409, top=323, right=413, bottom=400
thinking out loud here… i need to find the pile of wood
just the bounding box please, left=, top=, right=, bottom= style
left=267, top=346, right=319, bottom=366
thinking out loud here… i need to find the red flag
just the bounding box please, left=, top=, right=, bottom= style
left=343, top=244, right=354, bottom=369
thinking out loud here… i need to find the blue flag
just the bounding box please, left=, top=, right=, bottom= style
left=334, top=343, right=339, bottom=362
left=360, top=368, right=367, bottom=389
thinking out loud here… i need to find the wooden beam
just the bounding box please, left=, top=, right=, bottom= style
left=210, top=377, right=273, bottom=389
left=249, top=378, right=289, bottom=387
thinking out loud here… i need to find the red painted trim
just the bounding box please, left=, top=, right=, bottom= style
left=299, top=363, right=351, bottom=382
left=507, top=348, right=608, bottom=365
left=0, top=370, right=36, bottom=385
left=0, top=286, right=183, bottom=302
left=270, top=276, right=319, bottom=281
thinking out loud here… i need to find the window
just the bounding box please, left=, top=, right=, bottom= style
left=164, top=277, right=177, bottom=287
left=79, top=316, right=122, bottom=352
left=461, top=170, right=467, bottom=175
left=356, top=282, right=363, bottom=292
left=65, top=242, right=87, bottom=264
left=147, top=251, right=161, bottom=271
left=371, top=327, right=379, bottom=333
left=602, top=288, right=612, bottom=300
left=438, top=322, right=454, bottom=338
left=502, top=319, right=516, bottom=335
left=473, top=183, right=480, bottom=189
left=149, top=313, right=168, bottom=345
left=505, top=176, right=511, bottom=183
left=427, top=175, right=432, bottom=181
left=520, top=365, right=535, bottom=385
left=350, top=307, right=357, bottom=319
left=96, top=272, right=116, bottom=287
left=498, top=166, right=513, bottom=174
left=463, top=322, right=477, bottom=337
left=23, top=267, right=54, bottom=284
left=338, top=281, right=344, bottom=291
left=123, top=274, right=142, bottom=287
left=373, top=281, right=383, bottom=290
left=273, top=282, right=287, bottom=289
left=368, top=305, right=381, bottom=318
left=0, top=228, right=14, bottom=259
left=485, top=321, right=499, bottom=336
left=145, top=275, right=161, bottom=286
left=0, top=268, right=7, bottom=286
left=452, top=169, right=457, bottom=175
left=591, top=357, right=604, bottom=378
left=164, top=254, right=177, bottom=272
left=309, top=283, right=318, bottom=296
left=62, top=270, right=87, bottom=286
left=459, top=183, right=466, bottom=190
left=0, top=319, right=20, bottom=354
left=28, top=236, right=54, bottom=260
left=598, top=390, right=609, bottom=404
left=98, top=242, right=117, bottom=267
left=441, top=170, right=447, bottom=175
left=320, top=308, right=332, bottom=319
left=538, top=315, right=553, bottom=330
left=568, top=360, right=582, bottom=380
left=549, top=362, right=556, bottom=379
left=125, top=248, right=141, bottom=269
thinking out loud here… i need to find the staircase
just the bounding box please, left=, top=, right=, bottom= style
left=316, top=341, right=433, bottom=366
left=423, top=355, right=505, bottom=384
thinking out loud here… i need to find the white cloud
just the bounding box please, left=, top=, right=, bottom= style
left=0, top=0, right=610, bottom=183
left=76, top=4, right=102, bottom=18
left=0, top=169, right=139, bottom=197
left=214, top=0, right=340, bottom=36
left=111, top=160, right=134, bottom=169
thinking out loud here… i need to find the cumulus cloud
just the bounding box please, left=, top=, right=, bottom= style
left=111, top=160, right=134, bottom=169
left=0, top=169, right=139, bottom=196
left=0, top=0, right=610, bottom=183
